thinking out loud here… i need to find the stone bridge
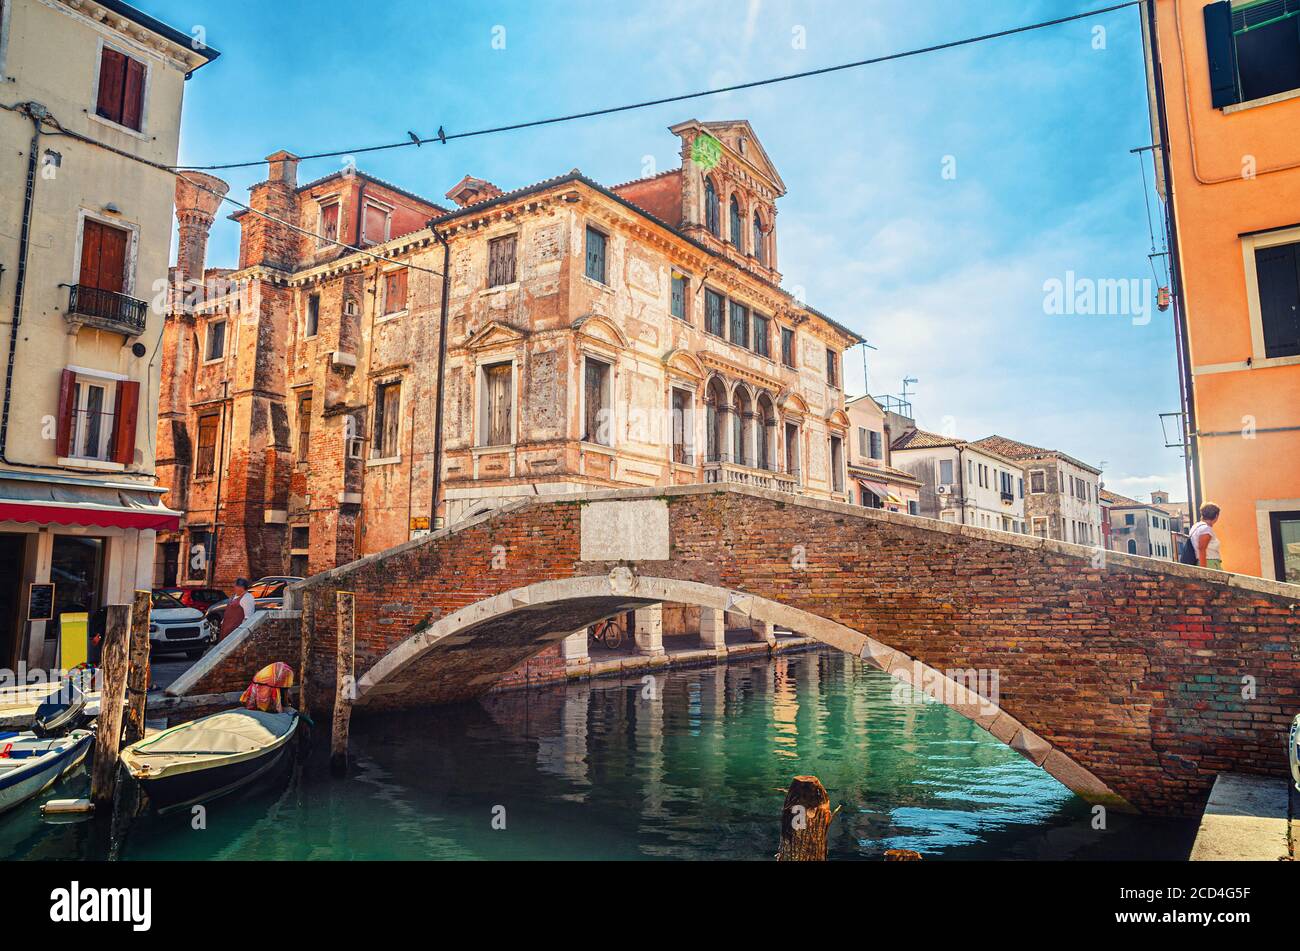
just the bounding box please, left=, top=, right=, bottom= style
left=179, top=484, right=1300, bottom=815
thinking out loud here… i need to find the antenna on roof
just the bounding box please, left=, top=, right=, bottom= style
left=901, top=376, right=918, bottom=403
left=859, top=340, right=877, bottom=396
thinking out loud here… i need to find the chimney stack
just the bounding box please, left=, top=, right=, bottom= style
left=173, top=171, right=229, bottom=283
left=239, top=150, right=302, bottom=271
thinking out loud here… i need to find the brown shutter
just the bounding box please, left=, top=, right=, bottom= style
left=98, top=224, right=128, bottom=293
left=364, top=204, right=388, bottom=244
left=79, top=220, right=104, bottom=289
left=96, top=48, right=126, bottom=123
left=55, top=369, right=76, bottom=457
left=389, top=269, right=407, bottom=311
left=111, top=380, right=140, bottom=465
left=122, top=57, right=146, bottom=131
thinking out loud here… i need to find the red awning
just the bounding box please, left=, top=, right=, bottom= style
left=0, top=499, right=180, bottom=531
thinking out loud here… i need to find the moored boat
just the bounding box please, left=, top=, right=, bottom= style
left=0, top=730, right=94, bottom=815
left=121, top=708, right=299, bottom=815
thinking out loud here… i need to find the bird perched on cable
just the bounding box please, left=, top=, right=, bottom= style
left=436, top=125, right=447, bottom=144
left=408, top=131, right=421, bottom=147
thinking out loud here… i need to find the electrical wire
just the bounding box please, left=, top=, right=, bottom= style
left=169, top=1, right=1144, bottom=173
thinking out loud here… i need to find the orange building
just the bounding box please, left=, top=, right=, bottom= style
left=1144, top=0, right=1300, bottom=582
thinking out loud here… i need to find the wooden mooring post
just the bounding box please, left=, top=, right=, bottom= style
left=777, top=775, right=834, bottom=861
left=121, top=590, right=151, bottom=747
left=89, top=604, right=132, bottom=806
left=297, top=588, right=313, bottom=718
left=330, top=591, right=355, bottom=776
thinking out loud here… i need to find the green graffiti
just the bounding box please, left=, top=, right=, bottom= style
left=691, top=133, right=723, bottom=171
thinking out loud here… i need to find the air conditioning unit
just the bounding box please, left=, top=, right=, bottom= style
left=346, top=438, right=364, bottom=460
left=935, top=484, right=951, bottom=495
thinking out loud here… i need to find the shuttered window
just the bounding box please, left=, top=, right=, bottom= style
left=583, top=358, right=611, bottom=446
left=95, top=47, right=146, bottom=131
left=753, top=212, right=766, bottom=265
left=869, top=430, right=883, bottom=460
left=728, top=301, right=748, bottom=348
left=671, top=273, right=688, bottom=320
left=585, top=227, right=607, bottom=284
left=205, top=320, right=226, bottom=361
left=54, top=371, right=138, bottom=466
left=306, top=294, right=320, bottom=337
left=79, top=219, right=129, bottom=293
left=729, top=197, right=743, bottom=251
left=195, top=414, right=219, bottom=476
left=825, top=348, right=839, bottom=387
left=482, top=363, right=512, bottom=446
left=705, top=178, right=719, bottom=236
left=488, top=235, right=517, bottom=287
left=781, top=327, right=795, bottom=367
left=383, top=269, right=408, bottom=314
left=363, top=203, right=390, bottom=245
left=373, top=381, right=401, bottom=458
left=752, top=314, right=770, bottom=358
left=297, top=395, right=312, bottom=462
left=705, top=289, right=725, bottom=336
left=1255, top=241, right=1300, bottom=358
left=319, top=203, right=340, bottom=245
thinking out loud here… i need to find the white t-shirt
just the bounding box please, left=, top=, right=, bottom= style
left=1189, top=521, right=1220, bottom=561
left=237, top=591, right=257, bottom=624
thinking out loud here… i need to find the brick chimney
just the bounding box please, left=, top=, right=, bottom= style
left=173, top=171, right=229, bottom=282
left=239, top=150, right=301, bottom=270
left=445, top=174, right=503, bottom=208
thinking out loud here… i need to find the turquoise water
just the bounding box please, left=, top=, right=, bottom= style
left=0, top=649, right=1195, bottom=860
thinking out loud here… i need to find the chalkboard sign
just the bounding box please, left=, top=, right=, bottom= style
left=28, top=583, right=55, bottom=621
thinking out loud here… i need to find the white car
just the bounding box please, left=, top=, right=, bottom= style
left=149, top=590, right=213, bottom=659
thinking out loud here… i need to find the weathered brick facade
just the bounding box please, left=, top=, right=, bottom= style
left=186, top=484, right=1300, bottom=816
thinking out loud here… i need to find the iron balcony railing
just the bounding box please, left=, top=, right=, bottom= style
left=65, top=283, right=148, bottom=336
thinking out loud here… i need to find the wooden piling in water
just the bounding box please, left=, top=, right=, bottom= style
left=331, top=591, right=354, bottom=776
left=777, top=775, right=833, bottom=861
left=297, top=588, right=313, bottom=718
left=121, top=590, right=151, bottom=747
left=89, top=604, right=131, bottom=806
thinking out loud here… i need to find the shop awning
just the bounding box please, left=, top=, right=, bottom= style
left=859, top=480, right=905, bottom=506
left=0, top=478, right=180, bottom=531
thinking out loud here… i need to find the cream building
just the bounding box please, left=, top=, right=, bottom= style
left=0, top=0, right=217, bottom=669
left=891, top=429, right=1027, bottom=533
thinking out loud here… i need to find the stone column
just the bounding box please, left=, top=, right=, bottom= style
left=561, top=628, right=589, bottom=665
left=699, top=607, right=726, bottom=652
left=634, top=604, right=664, bottom=656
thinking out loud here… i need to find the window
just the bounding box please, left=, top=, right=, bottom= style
left=188, top=530, right=213, bottom=582
left=752, top=314, right=770, bottom=358
left=671, top=273, right=688, bottom=321
left=78, top=218, right=131, bottom=295
left=1204, top=0, right=1300, bottom=108
left=372, top=381, right=401, bottom=458
left=488, top=234, right=517, bottom=287
left=306, top=293, right=320, bottom=337
left=1253, top=240, right=1300, bottom=359
left=318, top=202, right=340, bottom=246
left=1269, top=511, right=1300, bottom=583
left=729, top=196, right=743, bottom=251
left=781, top=327, right=795, bottom=368
left=784, top=421, right=800, bottom=477
left=289, top=554, right=309, bottom=578
left=869, top=430, right=883, bottom=460
left=705, top=289, right=725, bottom=337
left=671, top=388, right=693, bottom=464
left=1032, top=517, right=1048, bottom=538
left=729, top=301, right=749, bottom=348
left=705, top=178, right=720, bottom=236
left=585, top=227, right=607, bottom=284
left=829, top=436, right=845, bottom=493
left=1029, top=470, right=1044, bottom=494
left=66, top=378, right=112, bottom=461
left=382, top=269, right=408, bottom=315
left=481, top=362, right=513, bottom=446
left=195, top=414, right=219, bottom=477
left=95, top=46, right=146, bottom=131
left=1124, top=513, right=1135, bottom=525
left=825, top=348, right=839, bottom=387
left=205, top=320, right=226, bottom=361
left=858, top=427, right=869, bottom=459
left=1018, top=477, right=1024, bottom=498
left=362, top=202, right=391, bottom=245
left=582, top=358, right=611, bottom=446
left=297, top=395, right=312, bottom=462
left=908, top=500, right=919, bottom=516
left=753, top=212, right=766, bottom=265
left=1128, top=539, right=1138, bottom=554
left=939, top=459, right=954, bottom=485
left=1000, top=471, right=1014, bottom=497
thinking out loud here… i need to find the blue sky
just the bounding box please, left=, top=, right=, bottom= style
left=152, top=0, right=1184, bottom=501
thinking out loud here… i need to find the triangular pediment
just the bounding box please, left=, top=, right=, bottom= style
left=464, top=320, right=527, bottom=351
left=671, top=119, right=786, bottom=195
left=572, top=313, right=630, bottom=350
left=662, top=348, right=706, bottom=380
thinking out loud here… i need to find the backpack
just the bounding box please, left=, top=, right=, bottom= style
left=1179, top=535, right=1200, bottom=565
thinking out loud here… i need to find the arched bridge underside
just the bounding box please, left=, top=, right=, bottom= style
left=222, top=484, right=1300, bottom=816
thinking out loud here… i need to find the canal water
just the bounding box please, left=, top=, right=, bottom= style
left=1, top=649, right=1196, bottom=860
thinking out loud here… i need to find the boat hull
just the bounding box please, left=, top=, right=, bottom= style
left=0, top=731, right=93, bottom=816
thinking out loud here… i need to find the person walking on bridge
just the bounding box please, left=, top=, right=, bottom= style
left=1185, top=503, right=1223, bottom=570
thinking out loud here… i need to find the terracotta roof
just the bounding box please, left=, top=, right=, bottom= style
left=891, top=429, right=963, bottom=451
left=1100, top=489, right=1140, bottom=505
left=970, top=434, right=1101, bottom=474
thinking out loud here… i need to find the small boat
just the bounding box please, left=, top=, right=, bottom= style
left=0, top=730, right=94, bottom=815
left=121, top=708, right=299, bottom=815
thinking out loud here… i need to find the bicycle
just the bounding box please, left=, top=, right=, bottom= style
left=590, top=615, right=626, bottom=650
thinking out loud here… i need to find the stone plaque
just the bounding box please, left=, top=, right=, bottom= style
left=580, top=499, right=670, bottom=561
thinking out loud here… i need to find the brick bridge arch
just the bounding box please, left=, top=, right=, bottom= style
left=188, top=484, right=1300, bottom=815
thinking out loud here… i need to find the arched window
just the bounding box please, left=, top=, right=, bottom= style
left=704, top=178, right=719, bottom=236
left=705, top=377, right=728, bottom=462
left=732, top=387, right=752, bottom=465
left=752, top=212, right=765, bottom=265
left=729, top=196, right=743, bottom=251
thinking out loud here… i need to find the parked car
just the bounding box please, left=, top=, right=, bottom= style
left=148, top=591, right=212, bottom=659
left=203, top=578, right=302, bottom=638
left=155, top=586, right=227, bottom=611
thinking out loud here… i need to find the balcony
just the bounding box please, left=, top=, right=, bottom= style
left=65, top=283, right=148, bottom=336
left=1001, top=491, right=1015, bottom=504
left=704, top=459, right=799, bottom=494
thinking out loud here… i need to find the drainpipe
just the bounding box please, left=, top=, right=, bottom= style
left=956, top=445, right=967, bottom=525
left=429, top=224, right=451, bottom=528
left=208, top=380, right=229, bottom=585
left=1146, top=0, right=1201, bottom=513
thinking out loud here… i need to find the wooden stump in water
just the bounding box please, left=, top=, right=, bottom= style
left=297, top=588, right=314, bottom=718
left=777, top=775, right=833, bottom=861
left=121, top=591, right=151, bottom=747
left=330, top=591, right=355, bottom=776
left=90, top=604, right=131, bottom=807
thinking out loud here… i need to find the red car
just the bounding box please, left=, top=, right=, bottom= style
left=154, top=587, right=228, bottom=611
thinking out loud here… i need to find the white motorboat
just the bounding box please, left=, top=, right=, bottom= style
left=0, top=730, right=94, bottom=815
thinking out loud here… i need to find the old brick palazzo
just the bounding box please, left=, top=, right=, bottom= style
left=155, top=120, right=860, bottom=589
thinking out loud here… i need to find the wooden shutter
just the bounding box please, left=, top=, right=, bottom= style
left=80, top=220, right=128, bottom=292
left=1204, top=1, right=1241, bottom=108
left=385, top=270, right=407, bottom=313
left=96, top=47, right=126, bottom=123
left=111, top=380, right=139, bottom=465
left=487, top=365, right=511, bottom=445
left=79, top=220, right=104, bottom=290
left=55, top=369, right=76, bottom=458
left=364, top=204, right=388, bottom=244
left=122, top=57, right=146, bottom=130
left=488, top=235, right=516, bottom=287
left=1256, top=243, right=1300, bottom=358
left=382, top=385, right=400, bottom=456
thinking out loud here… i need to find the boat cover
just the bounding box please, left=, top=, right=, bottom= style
left=122, top=709, right=296, bottom=777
